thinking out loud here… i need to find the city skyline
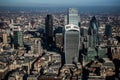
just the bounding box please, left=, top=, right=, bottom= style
left=0, top=4, right=119, bottom=80
left=0, top=0, right=120, bottom=7
left=0, top=0, right=119, bottom=80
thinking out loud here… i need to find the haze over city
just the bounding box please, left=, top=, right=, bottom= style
left=0, top=0, right=120, bottom=7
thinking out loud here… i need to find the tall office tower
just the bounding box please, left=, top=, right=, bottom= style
left=34, top=39, right=41, bottom=55
left=2, top=33, right=8, bottom=44
left=64, top=15, right=67, bottom=25
left=88, top=16, right=100, bottom=48
left=105, top=24, right=112, bottom=38
left=64, top=24, right=80, bottom=64
left=45, top=14, right=53, bottom=45
left=2, top=29, right=11, bottom=44
left=97, top=26, right=104, bottom=44
left=67, top=8, right=79, bottom=26
left=13, top=28, right=23, bottom=49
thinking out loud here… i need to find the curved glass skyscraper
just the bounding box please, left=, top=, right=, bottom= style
left=88, top=16, right=100, bottom=48
left=64, top=24, right=80, bottom=64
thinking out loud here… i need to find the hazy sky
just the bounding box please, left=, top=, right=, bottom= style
left=0, top=0, right=120, bottom=7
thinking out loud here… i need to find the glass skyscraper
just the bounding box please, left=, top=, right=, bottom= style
left=13, top=28, right=23, bottom=49
left=67, top=8, right=79, bottom=26
left=86, top=16, right=100, bottom=62
left=88, top=16, right=100, bottom=48
left=45, top=14, right=53, bottom=45
left=64, top=24, right=80, bottom=64
left=105, top=24, right=112, bottom=38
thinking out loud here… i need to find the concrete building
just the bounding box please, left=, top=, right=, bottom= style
left=55, top=33, right=63, bottom=49
left=2, top=33, right=8, bottom=44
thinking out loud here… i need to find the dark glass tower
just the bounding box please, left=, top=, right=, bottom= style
left=13, top=29, right=23, bottom=49
left=45, top=14, right=53, bottom=45
left=105, top=24, right=112, bottom=38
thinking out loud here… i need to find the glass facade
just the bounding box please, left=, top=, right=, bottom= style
left=105, top=25, right=112, bottom=38
left=68, top=8, right=79, bottom=26
left=64, top=25, right=80, bottom=64
left=45, top=14, right=53, bottom=45
left=88, top=16, right=100, bottom=48
left=14, top=30, right=23, bottom=48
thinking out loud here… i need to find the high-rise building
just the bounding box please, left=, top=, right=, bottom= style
left=67, top=8, right=79, bottom=26
left=2, top=30, right=11, bottom=44
left=64, top=24, right=80, bottom=64
left=88, top=16, right=100, bottom=48
left=2, top=33, right=8, bottom=44
left=80, top=27, right=88, bottom=37
left=98, top=26, right=104, bottom=44
left=64, top=15, right=67, bottom=25
left=34, top=39, right=41, bottom=54
left=105, top=24, right=112, bottom=38
left=85, top=16, right=100, bottom=63
left=45, top=14, right=53, bottom=45
left=13, top=28, right=23, bottom=49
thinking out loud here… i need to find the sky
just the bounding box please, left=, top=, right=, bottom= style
left=0, top=0, right=120, bottom=7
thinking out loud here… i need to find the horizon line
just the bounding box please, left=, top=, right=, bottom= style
left=0, top=2, right=120, bottom=7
